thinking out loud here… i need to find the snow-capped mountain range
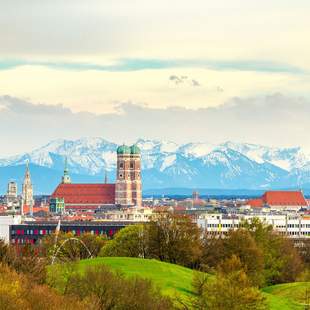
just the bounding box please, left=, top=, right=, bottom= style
left=1, top=137, right=310, bottom=194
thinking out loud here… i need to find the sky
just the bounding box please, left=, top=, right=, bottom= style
left=0, top=0, right=310, bottom=155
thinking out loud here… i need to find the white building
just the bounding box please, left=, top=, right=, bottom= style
left=0, top=215, right=22, bottom=243
left=197, top=213, right=310, bottom=238
left=97, top=207, right=153, bottom=222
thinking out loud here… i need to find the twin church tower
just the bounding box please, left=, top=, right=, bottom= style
left=58, top=144, right=142, bottom=208
left=115, top=144, right=142, bottom=207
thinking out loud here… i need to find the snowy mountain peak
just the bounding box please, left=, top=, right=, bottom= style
left=0, top=137, right=310, bottom=192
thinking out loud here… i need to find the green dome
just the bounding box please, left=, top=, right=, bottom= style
left=130, top=144, right=141, bottom=154
left=117, top=144, right=131, bottom=154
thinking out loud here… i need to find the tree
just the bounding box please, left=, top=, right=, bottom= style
left=192, top=256, right=267, bottom=310
left=0, top=263, right=84, bottom=310
left=42, top=232, right=107, bottom=263
left=243, top=218, right=303, bottom=285
left=0, top=241, right=47, bottom=284
left=202, top=229, right=264, bottom=287
left=100, top=224, right=148, bottom=258
left=147, top=213, right=202, bottom=267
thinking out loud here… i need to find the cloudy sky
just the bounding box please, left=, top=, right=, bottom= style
left=0, top=0, right=309, bottom=155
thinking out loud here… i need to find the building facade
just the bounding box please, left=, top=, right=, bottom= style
left=50, top=144, right=142, bottom=212
left=7, top=181, right=17, bottom=198
left=115, top=144, right=142, bottom=207
left=197, top=213, right=310, bottom=238
left=10, top=221, right=133, bottom=244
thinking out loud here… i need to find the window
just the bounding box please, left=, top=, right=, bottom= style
left=119, top=163, right=124, bottom=168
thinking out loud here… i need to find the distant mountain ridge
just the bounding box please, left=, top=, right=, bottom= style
left=1, top=137, right=310, bottom=194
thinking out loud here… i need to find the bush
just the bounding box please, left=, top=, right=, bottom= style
left=192, top=256, right=267, bottom=310
left=100, top=225, right=148, bottom=258
left=0, top=263, right=84, bottom=310
left=64, top=265, right=173, bottom=310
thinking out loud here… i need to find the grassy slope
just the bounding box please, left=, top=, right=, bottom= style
left=78, top=257, right=195, bottom=298
left=52, top=257, right=310, bottom=309
left=262, top=282, right=310, bottom=310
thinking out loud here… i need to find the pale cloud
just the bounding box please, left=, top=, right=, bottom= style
left=0, top=0, right=309, bottom=113
left=0, top=59, right=304, bottom=74
left=0, top=94, right=309, bottom=156
left=0, top=0, right=309, bottom=156
left=0, top=0, right=310, bottom=69
left=0, top=65, right=305, bottom=113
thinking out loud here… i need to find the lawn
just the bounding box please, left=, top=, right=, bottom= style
left=49, top=257, right=310, bottom=309
left=262, top=282, right=310, bottom=310
left=78, top=257, right=196, bottom=299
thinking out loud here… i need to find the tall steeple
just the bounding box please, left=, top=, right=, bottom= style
left=62, top=157, right=71, bottom=184
left=22, top=160, right=34, bottom=216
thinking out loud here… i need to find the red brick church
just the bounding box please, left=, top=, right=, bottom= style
left=247, top=190, right=308, bottom=211
left=50, top=144, right=142, bottom=212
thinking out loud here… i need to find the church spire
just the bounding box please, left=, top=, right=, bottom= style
left=25, top=160, right=30, bottom=177
left=62, top=156, right=71, bottom=184
left=22, top=160, right=34, bottom=216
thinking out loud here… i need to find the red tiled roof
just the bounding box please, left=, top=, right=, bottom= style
left=247, top=198, right=263, bottom=208
left=262, top=191, right=307, bottom=206
left=247, top=191, right=308, bottom=208
left=51, top=183, right=115, bottom=205
left=22, top=205, right=49, bottom=214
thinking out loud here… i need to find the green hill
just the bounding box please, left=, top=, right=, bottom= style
left=78, top=257, right=196, bottom=299
left=262, top=282, right=310, bottom=310
left=49, top=257, right=310, bottom=309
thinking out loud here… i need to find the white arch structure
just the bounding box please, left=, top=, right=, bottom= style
left=51, top=237, right=93, bottom=265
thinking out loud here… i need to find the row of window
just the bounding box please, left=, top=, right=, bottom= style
left=206, top=223, right=239, bottom=228
left=11, top=228, right=117, bottom=237
left=287, top=231, right=310, bottom=236
left=287, top=224, right=310, bottom=228
left=12, top=229, right=52, bottom=236
left=205, top=223, right=310, bottom=229
left=119, top=163, right=140, bottom=169
left=205, top=230, right=310, bottom=236
left=118, top=173, right=140, bottom=179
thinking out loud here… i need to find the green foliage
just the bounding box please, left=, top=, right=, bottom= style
left=202, top=229, right=265, bottom=287
left=100, top=224, right=148, bottom=258
left=42, top=232, right=107, bottom=263
left=202, top=218, right=304, bottom=287
left=49, top=256, right=309, bottom=310
left=243, top=218, right=304, bottom=285
left=192, top=255, right=267, bottom=310
left=100, top=214, right=202, bottom=268
left=147, top=213, right=202, bottom=267
left=0, top=240, right=47, bottom=284
left=64, top=265, right=173, bottom=310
